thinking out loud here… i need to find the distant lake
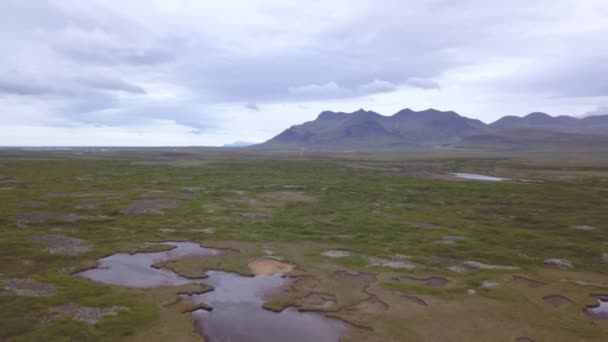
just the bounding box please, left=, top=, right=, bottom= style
left=450, top=173, right=511, bottom=182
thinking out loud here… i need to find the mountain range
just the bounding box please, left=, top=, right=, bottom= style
left=260, top=109, right=608, bottom=149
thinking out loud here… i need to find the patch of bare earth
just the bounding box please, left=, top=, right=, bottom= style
left=2, top=278, right=57, bottom=296
left=29, top=234, right=91, bottom=255
left=50, top=304, right=128, bottom=324
left=397, top=276, right=450, bottom=288
left=299, top=292, right=337, bottom=310
left=293, top=276, right=321, bottom=290
left=125, top=199, right=179, bottom=214
left=248, top=258, right=294, bottom=276
left=322, top=250, right=353, bottom=258
left=368, top=255, right=417, bottom=270
left=15, top=212, right=79, bottom=224
left=543, top=295, right=573, bottom=308
left=462, top=261, right=519, bottom=270
left=512, top=275, right=548, bottom=288
left=334, top=270, right=377, bottom=285
left=401, top=295, right=428, bottom=306
left=344, top=295, right=388, bottom=314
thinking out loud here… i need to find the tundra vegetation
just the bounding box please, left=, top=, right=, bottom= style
left=1, top=148, right=608, bottom=341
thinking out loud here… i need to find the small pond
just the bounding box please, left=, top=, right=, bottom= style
left=585, top=300, right=608, bottom=320
left=450, top=173, right=511, bottom=182
left=75, top=242, right=350, bottom=341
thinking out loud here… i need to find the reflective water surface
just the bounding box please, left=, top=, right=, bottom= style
left=76, top=242, right=350, bottom=341
left=450, top=173, right=511, bottom=181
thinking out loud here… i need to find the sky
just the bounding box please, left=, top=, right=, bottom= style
left=1, top=0, right=608, bottom=146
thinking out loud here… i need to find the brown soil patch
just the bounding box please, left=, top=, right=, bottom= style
left=50, top=303, right=128, bottom=324
left=398, top=276, right=450, bottom=288
left=125, top=199, right=179, bottom=214
left=293, top=276, right=321, bottom=290
left=29, top=234, right=91, bottom=255
left=401, top=295, right=428, bottom=306
left=165, top=297, right=212, bottom=313
left=542, top=294, right=573, bottom=308
left=164, top=297, right=194, bottom=312
left=3, top=278, right=57, bottom=296
left=299, top=292, right=337, bottom=309
left=512, top=275, right=548, bottom=288
left=334, top=270, right=377, bottom=285
left=248, top=258, right=294, bottom=276
left=15, top=212, right=79, bottom=224
left=344, top=295, right=388, bottom=314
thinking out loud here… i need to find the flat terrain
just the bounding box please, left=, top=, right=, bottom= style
left=1, top=148, right=608, bottom=341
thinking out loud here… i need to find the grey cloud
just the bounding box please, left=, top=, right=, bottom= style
left=500, top=54, right=608, bottom=98
left=0, top=79, right=59, bottom=96
left=0, top=75, right=74, bottom=96
left=245, top=103, right=260, bottom=111
left=60, top=46, right=174, bottom=66
left=77, top=76, right=146, bottom=94
left=288, top=82, right=351, bottom=99
left=2, top=0, right=608, bottom=145
left=359, top=80, right=398, bottom=94
left=288, top=79, right=402, bottom=101
left=405, top=78, right=440, bottom=90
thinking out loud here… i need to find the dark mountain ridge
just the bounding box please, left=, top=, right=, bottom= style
left=261, top=108, right=608, bottom=149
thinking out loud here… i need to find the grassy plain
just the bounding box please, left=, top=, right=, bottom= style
left=1, top=147, right=608, bottom=341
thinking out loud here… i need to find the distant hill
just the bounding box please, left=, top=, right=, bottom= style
left=259, top=108, right=608, bottom=149
left=490, top=112, right=608, bottom=135
left=263, top=108, right=487, bottom=148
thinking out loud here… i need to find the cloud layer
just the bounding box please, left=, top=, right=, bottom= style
left=1, top=0, right=607, bottom=145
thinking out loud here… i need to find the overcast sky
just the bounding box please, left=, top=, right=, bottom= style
left=1, top=0, right=608, bottom=146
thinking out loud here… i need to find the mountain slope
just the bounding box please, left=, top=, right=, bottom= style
left=490, top=112, right=608, bottom=134
left=260, top=108, right=608, bottom=149
left=262, top=108, right=487, bottom=148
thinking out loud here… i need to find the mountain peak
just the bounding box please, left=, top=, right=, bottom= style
left=317, top=111, right=339, bottom=120
left=262, top=107, right=608, bottom=149
left=525, top=112, right=551, bottom=119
